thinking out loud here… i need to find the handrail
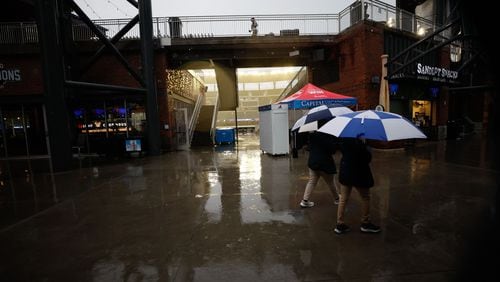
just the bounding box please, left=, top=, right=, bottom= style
left=188, top=92, right=205, bottom=146
left=210, top=94, right=220, bottom=144
left=0, top=1, right=438, bottom=44
left=274, top=66, right=307, bottom=102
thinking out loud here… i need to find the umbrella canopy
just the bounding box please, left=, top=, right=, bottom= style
left=278, top=83, right=357, bottom=109
left=291, top=104, right=353, bottom=132
left=291, top=115, right=308, bottom=131
left=317, top=110, right=427, bottom=141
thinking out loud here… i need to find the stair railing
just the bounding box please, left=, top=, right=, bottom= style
left=274, top=66, right=307, bottom=102
left=188, top=93, right=205, bottom=146
left=210, top=93, right=220, bottom=144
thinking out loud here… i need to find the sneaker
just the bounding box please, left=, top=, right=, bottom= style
left=300, top=200, right=314, bottom=208
left=334, top=197, right=340, bottom=205
left=334, top=223, right=350, bottom=234
left=360, top=222, right=381, bottom=233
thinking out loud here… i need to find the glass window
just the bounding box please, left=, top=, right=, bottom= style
left=106, top=102, right=127, bottom=135
left=24, top=104, right=47, bottom=155
left=128, top=102, right=145, bottom=135
left=244, top=82, right=259, bottom=91
left=0, top=104, right=47, bottom=157
left=86, top=106, right=107, bottom=134
left=275, top=80, right=289, bottom=89
left=206, top=84, right=218, bottom=92
left=1, top=106, right=27, bottom=156
left=259, top=82, right=274, bottom=90
left=412, top=100, right=431, bottom=127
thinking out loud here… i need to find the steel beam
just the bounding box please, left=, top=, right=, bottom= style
left=70, top=1, right=145, bottom=86
left=65, top=80, right=147, bottom=93
left=80, top=15, right=140, bottom=75
left=35, top=0, right=73, bottom=171
left=139, top=0, right=161, bottom=155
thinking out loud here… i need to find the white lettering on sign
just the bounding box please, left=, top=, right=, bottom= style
left=0, top=69, right=21, bottom=81
left=0, top=64, right=22, bottom=89
left=416, top=63, right=458, bottom=80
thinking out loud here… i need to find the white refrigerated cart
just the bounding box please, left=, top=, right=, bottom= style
left=258, top=104, right=289, bottom=155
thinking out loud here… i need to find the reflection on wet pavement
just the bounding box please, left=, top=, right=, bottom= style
left=0, top=133, right=498, bottom=281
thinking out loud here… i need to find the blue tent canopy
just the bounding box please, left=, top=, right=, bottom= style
left=284, top=98, right=357, bottom=109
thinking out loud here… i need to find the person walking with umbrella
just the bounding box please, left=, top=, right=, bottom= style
left=299, top=119, right=340, bottom=208
left=316, top=109, right=427, bottom=234
left=334, top=136, right=380, bottom=234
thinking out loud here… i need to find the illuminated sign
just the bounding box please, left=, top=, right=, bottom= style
left=77, top=121, right=130, bottom=133
left=416, top=63, right=458, bottom=82
left=0, top=63, right=22, bottom=88
left=125, top=139, right=142, bottom=152
left=389, top=83, right=399, bottom=95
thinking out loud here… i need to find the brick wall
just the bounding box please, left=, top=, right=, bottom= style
left=155, top=54, right=176, bottom=150
left=322, top=22, right=385, bottom=110
left=82, top=52, right=142, bottom=88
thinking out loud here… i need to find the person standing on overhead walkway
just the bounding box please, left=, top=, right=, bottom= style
left=249, top=17, right=258, bottom=36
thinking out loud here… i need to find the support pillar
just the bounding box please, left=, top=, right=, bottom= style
left=36, top=0, right=73, bottom=171
left=139, top=0, right=161, bottom=155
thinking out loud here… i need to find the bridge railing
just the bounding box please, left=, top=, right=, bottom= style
left=158, top=14, right=341, bottom=38
left=0, top=0, right=436, bottom=44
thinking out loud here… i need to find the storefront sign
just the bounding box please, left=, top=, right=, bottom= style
left=416, top=63, right=458, bottom=82
left=77, top=121, right=130, bottom=133
left=0, top=63, right=22, bottom=88
left=389, top=83, right=399, bottom=95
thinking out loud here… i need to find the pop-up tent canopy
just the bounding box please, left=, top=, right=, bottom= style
left=277, top=83, right=357, bottom=109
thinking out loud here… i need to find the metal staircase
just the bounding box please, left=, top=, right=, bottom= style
left=188, top=92, right=205, bottom=146
left=386, top=1, right=485, bottom=88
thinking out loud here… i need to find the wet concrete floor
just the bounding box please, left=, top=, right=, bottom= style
left=0, top=133, right=499, bottom=281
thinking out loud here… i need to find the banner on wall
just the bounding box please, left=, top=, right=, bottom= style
left=0, top=63, right=22, bottom=88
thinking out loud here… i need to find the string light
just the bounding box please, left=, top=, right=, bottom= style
left=77, top=0, right=136, bottom=19
left=107, top=0, right=133, bottom=18
left=81, top=0, right=101, bottom=19
left=166, top=70, right=198, bottom=99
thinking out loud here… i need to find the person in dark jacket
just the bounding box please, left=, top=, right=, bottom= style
left=299, top=120, right=340, bottom=208
left=334, top=137, right=381, bottom=234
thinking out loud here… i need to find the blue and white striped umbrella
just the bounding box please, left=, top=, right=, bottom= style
left=291, top=104, right=353, bottom=132
left=317, top=110, right=427, bottom=141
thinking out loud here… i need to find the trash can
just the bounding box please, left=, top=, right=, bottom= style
left=215, top=127, right=235, bottom=145
left=168, top=17, right=182, bottom=38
